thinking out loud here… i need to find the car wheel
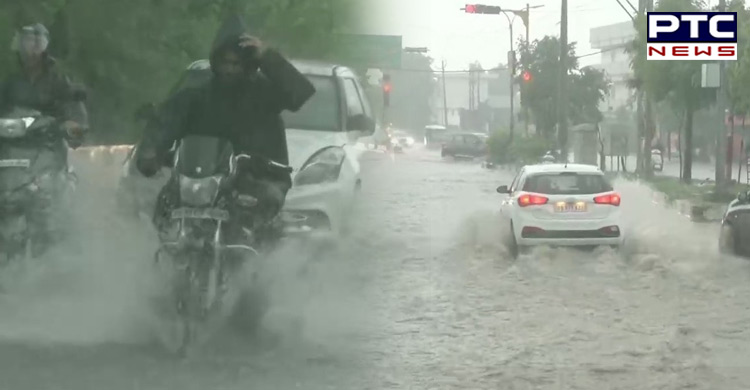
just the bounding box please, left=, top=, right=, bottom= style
left=719, top=224, right=736, bottom=255
left=507, top=222, right=520, bottom=259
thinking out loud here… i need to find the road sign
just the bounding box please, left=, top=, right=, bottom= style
left=334, top=34, right=402, bottom=69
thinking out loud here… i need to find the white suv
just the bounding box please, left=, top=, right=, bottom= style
left=497, top=163, right=624, bottom=257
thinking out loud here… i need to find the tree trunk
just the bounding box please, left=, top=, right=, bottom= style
left=635, top=90, right=645, bottom=174
left=682, top=106, right=694, bottom=183
left=643, top=95, right=656, bottom=178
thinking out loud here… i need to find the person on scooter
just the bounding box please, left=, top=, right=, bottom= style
left=0, top=23, right=88, bottom=255
left=135, top=16, right=315, bottom=240
left=0, top=23, right=88, bottom=146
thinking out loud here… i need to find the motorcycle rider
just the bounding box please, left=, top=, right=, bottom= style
left=0, top=23, right=87, bottom=145
left=0, top=23, right=88, bottom=255
left=135, top=16, right=315, bottom=241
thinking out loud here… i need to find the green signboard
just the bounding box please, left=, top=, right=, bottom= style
left=334, top=34, right=402, bottom=69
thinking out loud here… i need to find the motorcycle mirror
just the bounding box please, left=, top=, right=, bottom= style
left=738, top=191, right=748, bottom=202
left=134, top=103, right=157, bottom=122
left=68, top=84, right=88, bottom=101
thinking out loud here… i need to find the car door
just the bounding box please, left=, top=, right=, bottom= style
left=466, top=135, right=483, bottom=156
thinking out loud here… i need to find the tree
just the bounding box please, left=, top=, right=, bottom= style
left=628, top=0, right=716, bottom=183
left=516, top=36, right=609, bottom=141
left=0, top=0, right=361, bottom=144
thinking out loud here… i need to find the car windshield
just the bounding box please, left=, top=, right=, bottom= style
left=523, top=172, right=613, bottom=195
left=281, top=75, right=339, bottom=131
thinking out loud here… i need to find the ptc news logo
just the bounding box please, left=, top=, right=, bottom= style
left=647, top=12, right=737, bottom=60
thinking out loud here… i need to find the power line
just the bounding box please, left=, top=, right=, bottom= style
left=373, top=47, right=626, bottom=74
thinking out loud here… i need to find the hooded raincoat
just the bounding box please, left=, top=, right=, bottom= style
left=136, top=16, right=316, bottom=187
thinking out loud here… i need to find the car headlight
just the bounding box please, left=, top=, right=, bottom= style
left=179, top=174, right=221, bottom=206
left=294, top=146, right=346, bottom=186
left=406, top=137, right=414, bottom=145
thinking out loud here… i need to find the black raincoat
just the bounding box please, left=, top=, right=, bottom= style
left=136, top=16, right=316, bottom=187
left=0, top=54, right=89, bottom=139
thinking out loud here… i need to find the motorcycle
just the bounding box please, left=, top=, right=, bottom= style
left=151, top=134, right=292, bottom=356
left=0, top=108, right=76, bottom=263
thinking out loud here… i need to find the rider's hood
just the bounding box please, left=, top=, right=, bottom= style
left=208, top=15, right=256, bottom=74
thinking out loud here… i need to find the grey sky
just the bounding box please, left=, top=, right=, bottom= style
left=356, top=0, right=638, bottom=69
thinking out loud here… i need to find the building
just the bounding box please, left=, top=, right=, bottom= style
left=430, top=67, right=521, bottom=131
left=589, top=21, right=637, bottom=113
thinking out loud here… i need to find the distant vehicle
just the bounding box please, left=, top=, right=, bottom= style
left=719, top=190, right=750, bottom=257
left=390, top=129, right=414, bottom=151
left=651, top=149, right=663, bottom=172
left=441, top=132, right=488, bottom=159
left=424, top=125, right=448, bottom=149
left=496, top=163, right=624, bottom=258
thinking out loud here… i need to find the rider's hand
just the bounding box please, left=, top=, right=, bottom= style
left=238, top=34, right=265, bottom=58
left=62, top=120, right=84, bottom=139
left=136, top=148, right=159, bottom=178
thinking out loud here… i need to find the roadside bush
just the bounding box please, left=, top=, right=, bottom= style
left=487, top=130, right=554, bottom=165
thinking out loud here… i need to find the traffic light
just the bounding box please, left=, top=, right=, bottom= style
left=463, top=4, right=502, bottom=14
left=522, top=70, right=532, bottom=82
left=382, top=74, right=391, bottom=107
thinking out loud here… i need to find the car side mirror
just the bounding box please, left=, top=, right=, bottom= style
left=135, top=103, right=157, bottom=122
left=496, top=185, right=509, bottom=194
left=346, top=114, right=375, bottom=134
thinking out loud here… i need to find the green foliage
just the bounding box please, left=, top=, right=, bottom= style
left=628, top=0, right=718, bottom=181
left=487, top=129, right=554, bottom=165
left=516, top=36, right=609, bottom=138
left=0, top=0, right=361, bottom=144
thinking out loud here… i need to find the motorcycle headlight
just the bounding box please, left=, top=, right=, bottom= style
left=294, top=147, right=346, bottom=186
left=179, top=174, right=221, bottom=206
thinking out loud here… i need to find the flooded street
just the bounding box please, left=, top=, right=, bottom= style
left=1, top=146, right=750, bottom=389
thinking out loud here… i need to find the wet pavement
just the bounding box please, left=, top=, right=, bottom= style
left=1, top=146, right=750, bottom=389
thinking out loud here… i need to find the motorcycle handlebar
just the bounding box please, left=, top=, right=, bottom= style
left=233, top=154, right=293, bottom=175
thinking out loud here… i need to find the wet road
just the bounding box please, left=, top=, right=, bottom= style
left=2, top=146, right=750, bottom=389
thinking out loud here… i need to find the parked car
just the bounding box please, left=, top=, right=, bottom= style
left=719, top=189, right=750, bottom=257
left=117, top=59, right=377, bottom=238
left=441, top=132, right=488, bottom=159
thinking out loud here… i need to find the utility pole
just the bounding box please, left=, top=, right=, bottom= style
left=509, top=22, right=515, bottom=141
left=461, top=3, right=544, bottom=139
left=557, top=0, right=568, bottom=158
left=524, top=3, right=531, bottom=136
left=635, top=0, right=646, bottom=174
left=442, top=60, right=448, bottom=126
left=715, top=0, right=729, bottom=189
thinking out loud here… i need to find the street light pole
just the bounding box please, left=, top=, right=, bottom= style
left=497, top=10, right=518, bottom=140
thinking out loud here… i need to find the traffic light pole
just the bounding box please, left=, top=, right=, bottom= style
left=557, top=0, right=568, bottom=158
left=461, top=3, right=544, bottom=139
left=524, top=3, right=530, bottom=136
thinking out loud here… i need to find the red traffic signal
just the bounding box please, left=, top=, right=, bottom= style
left=383, top=83, right=392, bottom=93
left=463, top=4, right=501, bottom=14
left=522, top=70, right=532, bottom=82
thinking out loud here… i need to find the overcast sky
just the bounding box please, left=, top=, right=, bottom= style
left=354, top=0, right=644, bottom=70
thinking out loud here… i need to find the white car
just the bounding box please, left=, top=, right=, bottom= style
left=496, top=163, right=624, bottom=257
left=390, top=130, right=415, bottom=148
left=117, top=59, right=377, bottom=238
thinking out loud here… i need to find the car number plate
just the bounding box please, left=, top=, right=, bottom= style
left=0, top=159, right=30, bottom=168
left=555, top=201, right=587, bottom=212
left=171, top=207, right=229, bottom=221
